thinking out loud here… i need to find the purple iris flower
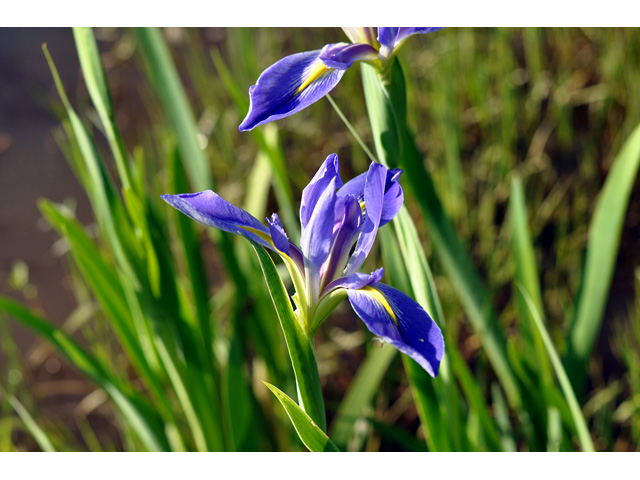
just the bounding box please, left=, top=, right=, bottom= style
left=162, top=154, right=444, bottom=377
left=238, top=27, right=443, bottom=132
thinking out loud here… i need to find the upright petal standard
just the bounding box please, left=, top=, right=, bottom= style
left=239, top=27, right=443, bottom=131
left=162, top=155, right=444, bottom=377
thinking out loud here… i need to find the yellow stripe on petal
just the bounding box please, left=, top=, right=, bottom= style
left=240, top=226, right=274, bottom=246
left=295, top=61, right=330, bottom=95
left=361, top=286, right=397, bottom=325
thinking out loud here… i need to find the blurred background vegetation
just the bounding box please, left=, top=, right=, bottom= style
left=1, top=27, right=639, bottom=451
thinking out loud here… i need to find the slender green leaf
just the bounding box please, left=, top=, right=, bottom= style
left=43, top=43, right=141, bottom=289
left=518, top=286, right=595, bottom=452
left=135, top=27, right=212, bottom=192
left=330, top=345, right=396, bottom=450
left=8, top=395, right=56, bottom=452
left=252, top=244, right=326, bottom=431
left=362, top=60, right=521, bottom=408
left=73, top=27, right=133, bottom=190
left=509, top=177, right=552, bottom=384
left=0, top=297, right=170, bottom=451
left=567, top=123, right=640, bottom=389
left=264, top=383, right=339, bottom=452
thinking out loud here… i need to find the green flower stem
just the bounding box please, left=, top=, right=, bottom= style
left=252, top=244, right=326, bottom=432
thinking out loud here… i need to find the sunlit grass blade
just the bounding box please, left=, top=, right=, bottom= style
left=252, top=244, right=325, bottom=432
left=135, top=27, right=212, bottom=192
left=518, top=286, right=595, bottom=452
left=73, top=27, right=133, bottom=191
left=362, top=61, right=522, bottom=408
left=330, top=345, right=396, bottom=450
left=38, top=200, right=156, bottom=382
left=8, top=395, right=56, bottom=452
left=566, top=122, right=640, bottom=390
left=264, top=382, right=339, bottom=452
left=509, top=177, right=552, bottom=384
left=0, top=297, right=170, bottom=451
left=42, top=43, right=142, bottom=289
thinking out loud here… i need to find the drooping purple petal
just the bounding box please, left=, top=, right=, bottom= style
left=239, top=49, right=345, bottom=131
left=377, top=27, right=444, bottom=50
left=322, top=267, right=384, bottom=296
left=347, top=283, right=444, bottom=377
left=344, top=162, right=387, bottom=275
left=300, top=154, right=342, bottom=229
left=161, top=191, right=273, bottom=250
left=338, top=165, right=404, bottom=227
left=319, top=42, right=378, bottom=70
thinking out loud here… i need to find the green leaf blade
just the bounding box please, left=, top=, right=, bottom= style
left=264, top=383, right=339, bottom=452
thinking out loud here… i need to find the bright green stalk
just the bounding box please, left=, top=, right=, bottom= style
left=252, top=244, right=326, bottom=432
left=518, top=287, right=595, bottom=452
left=361, top=60, right=522, bottom=408
left=566, top=122, right=640, bottom=391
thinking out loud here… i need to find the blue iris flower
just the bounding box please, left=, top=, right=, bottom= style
left=162, top=154, right=444, bottom=377
left=238, top=27, right=443, bottom=132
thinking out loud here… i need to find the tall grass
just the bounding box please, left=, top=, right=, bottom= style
left=1, top=27, right=639, bottom=451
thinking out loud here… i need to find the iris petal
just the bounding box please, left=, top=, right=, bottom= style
left=267, top=213, right=290, bottom=255
left=319, top=42, right=378, bottom=69
left=322, top=267, right=384, bottom=295
left=301, top=177, right=338, bottom=301
left=300, top=153, right=343, bottom=228
left=344, top=162, right=386, bottom=275
left=338, top=165, right=403, bottom=227
left=321, top=194, right=363, bottom=287
left=347, top=283, right=444, bottom=377
left=377, top=27, right=443, bottom=50
left=239, top=49, right=345, bottom=131
left=161, top=191, right=273, bottom=250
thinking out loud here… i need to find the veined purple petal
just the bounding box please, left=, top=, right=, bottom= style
left=377, top=27, right=443, bottom=50
left=380, top=168, right=404, bottom=227
left=300, top=154, right=343, bottom=229
left=321, top=194, right=362, bottom=287
left=338, top=165, right=404, bottom=227
left=239, top=49, right=345, bottom=131
left=161, top=191, right=273, bottom=250
left=344, top=162, right=387, bottom=275
left=301, top=177, right=338, bottom=283
left=322, top=267, right=384, bottom=296
left=347, top=283, right=444, bottom=377
left=319, top=42, right=378, bottom=70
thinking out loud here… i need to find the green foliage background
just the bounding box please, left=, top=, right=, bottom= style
left=1, top=27, right=639, bottom=451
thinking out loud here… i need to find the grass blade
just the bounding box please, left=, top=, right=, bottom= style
left=252, top=243, right=325, bottom=431
left=135, top=27, right=212, bottom=191
left=518, top=286, right=595, bottom=451
left=329, top=345, right=397, bottom=450
left=73, top=27, right=133, bottom=190
left=8, top=395, right=56, bottom=452
left=509, top=177, right=552, bottom=384
left=362, top=61, right=521, bottom=408
left=566, top=123, right=640, bottom=389
left=0, top=297, right=170, bottom=451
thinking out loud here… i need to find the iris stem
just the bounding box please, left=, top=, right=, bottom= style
left=326, top=95, right=379, bottom=164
